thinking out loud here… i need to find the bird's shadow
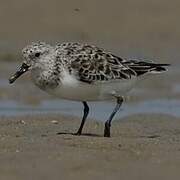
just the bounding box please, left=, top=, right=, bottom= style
left=56, top=132, right=102, bottom=137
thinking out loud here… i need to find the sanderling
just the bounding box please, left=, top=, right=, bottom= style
left=9, top=42, right=170, bottom=137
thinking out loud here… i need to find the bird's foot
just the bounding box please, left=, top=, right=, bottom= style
left=104, top=124, right=111, bottom=137
left=73, top=130, right=82, bottom=136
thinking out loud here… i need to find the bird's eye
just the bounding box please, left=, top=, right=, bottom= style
left=35, top=52, right=40, bottom=57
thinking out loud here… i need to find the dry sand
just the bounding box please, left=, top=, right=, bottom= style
left=0, top=0, right=179, bottom=179
left=0, top=114, right=180, bottom=180
left=1, top=0, right=180, bottom=64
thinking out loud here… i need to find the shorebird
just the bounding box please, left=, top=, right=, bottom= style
left=9, top=42, right=170, bottom=137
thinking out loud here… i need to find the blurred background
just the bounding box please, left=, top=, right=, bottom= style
left=0, top=0, right=179, bottom=120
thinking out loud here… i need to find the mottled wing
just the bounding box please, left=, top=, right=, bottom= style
left=67, top=44, right=137, bottom=83
left=55, top=43, right=169, bottom=83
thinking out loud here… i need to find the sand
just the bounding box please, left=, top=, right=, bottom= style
left=0, top=0, right=179, bottom=179
left=0, top=114, right=179, bottom=180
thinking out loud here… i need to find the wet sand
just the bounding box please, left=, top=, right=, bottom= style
left=0, top=0, right=179, bottom=179
left=0, top=114, right=180, bottom=180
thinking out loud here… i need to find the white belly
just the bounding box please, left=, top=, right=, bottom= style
left=46, top=78, right=137, bottom=101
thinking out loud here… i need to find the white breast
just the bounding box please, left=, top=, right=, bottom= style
left=46, top=70, right=137, bottom=101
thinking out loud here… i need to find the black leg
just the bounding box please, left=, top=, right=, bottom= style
left=74, top=101, right=89, bottom=135
left=104, top=97, right=123, bottom=137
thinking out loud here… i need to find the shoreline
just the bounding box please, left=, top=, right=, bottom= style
left=0, top=113, right=179, bottom=180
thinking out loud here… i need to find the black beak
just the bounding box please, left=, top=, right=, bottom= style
left=9, top=63, right=30, bottom=84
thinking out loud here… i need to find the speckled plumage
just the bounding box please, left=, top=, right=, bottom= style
left=18, top=42, right=170, bottom=99
left=19, top=42, right=169, bottom=100
left=55, top=42, right=137, bottom=84
left=9, top=41, right=170, bottom=137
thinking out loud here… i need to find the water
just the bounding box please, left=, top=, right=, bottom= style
left=0, top=62, right=178, bottom=121
left=0, top=99, right=178, bottom=121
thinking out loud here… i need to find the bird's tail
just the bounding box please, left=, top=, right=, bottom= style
left=126, top=61, right=170, bottom=76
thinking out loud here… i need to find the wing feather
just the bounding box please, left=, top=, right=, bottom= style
left=61, top=44, right=137, bottom=83
left=55, top=43, right=169, bottom=84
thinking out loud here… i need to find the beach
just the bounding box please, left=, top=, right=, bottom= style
left=0, top=114, right=179, bottom=180
left=0, top=0, right=180, bottom=179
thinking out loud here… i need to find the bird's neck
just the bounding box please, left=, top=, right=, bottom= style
left=31, top=56, right=62, bottom=90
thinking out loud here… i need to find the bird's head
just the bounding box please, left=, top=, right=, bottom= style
left=9, top=42, right=53, bottom=84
